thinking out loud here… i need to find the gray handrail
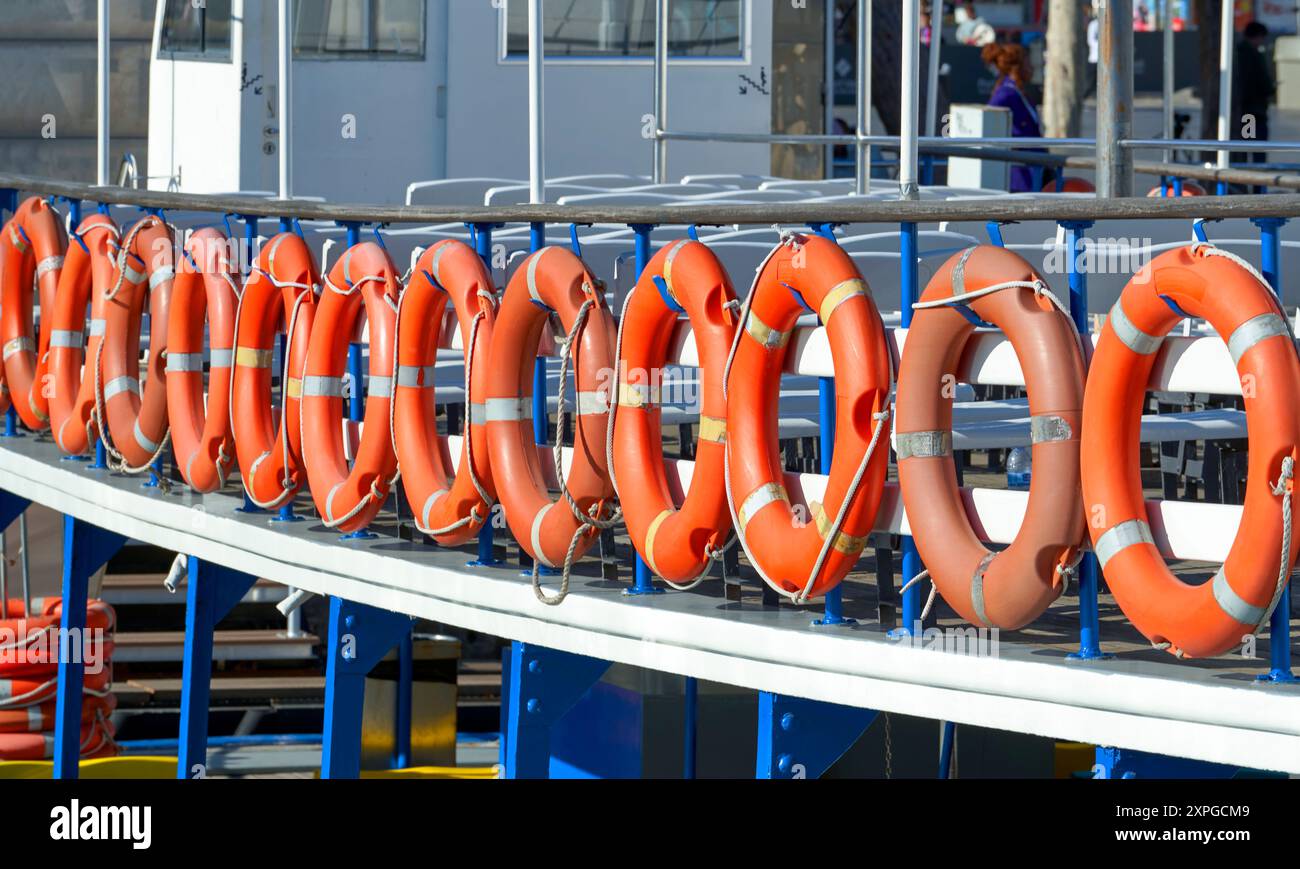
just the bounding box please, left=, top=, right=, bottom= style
left=5, top=171, right=1300, bottom=225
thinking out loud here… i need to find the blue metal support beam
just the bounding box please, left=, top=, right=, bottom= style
left=1060, top=220, right=1111, bottom=662
left=177, top=558, right=259, bottom=779
left=1094, top=746, right=1239, bottom=779
left=321, top=596, right=414, bottom=779
left=53, top=516, right=126, bottom=779
left=627, top=223, right=663, bottom=597
left=502, top=641, right=610, bottom=779
left=892, top=221, right=924, bottom=638
left=756, top=692, right=877, bottom=779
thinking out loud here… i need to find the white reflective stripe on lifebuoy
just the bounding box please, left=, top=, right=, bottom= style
left=149, top=264, right=175, bottom=290
left=526, top=249, right=550, bottom=303
left=1108, top=301, right=1163, bottom=355
left=950, top=247, right=977, bottom=297
left=133, top=420, right=159, bottom=454
left=3, top=337, right=34, bottom=360
left=103, top=376, right=140, bottom=400
left=396, top=365, right=436, bottom=388
left=49, top=330, right=83, bottom=349
left=1029, top=415, right=1073, bottom=444
left=420, top=488, right=450, bottom=529
left=209, top=348, right=234, bottom=368
left=530, top=503, right=555, bottom=568
left=1093, top=519, right=1155, bottom=569
left=429, top=242, right=450, bottom=286
left=744, top=311, right=789, bottom=350
left=736, top=482, right=788, bottom=531
left=818, top=279, right=867, bottom=325
left=235, top=347, right=274, bottom=368
left=36, top=255, right=64, bottom=280
left=969, top=551, right=996, bottom=627
left=302, top=376, right=345, bottom=398
left=661, top=240, right=689, bottom=302
left=165, top=353, right=204, bottom=373
left=642, top=508, right=673, bottom=577
left=575, top=390, right=610, bottom=416
left=122, top=263, right=147, bottom=286
left=485, top=397, right=532, bottom=422
left=896, top=430, right=952, bottom=460
left=1211, top=567, right=1269, bottom=625
left=368, top=376, right=393, bottom=399
left=469, top=403, right=487, bottom=425
left=1227, top=313, right=1290, bottom=367
left=87, top=318, right=106, bottom=337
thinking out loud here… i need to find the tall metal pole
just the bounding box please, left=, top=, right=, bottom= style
left=528, top=0, right=546, bottom=203
left=924, top=0, right=942, bottom=138
left=97, top=0, right=110, bottom=186
left=899, top=0, right=921, bottom=199
left=855, top=0, right=873, bottom=194
left=1217, top=0, right=1234, bottom=172
left=825, top=0, right=836, bottom=178
left=1163, top=10, right=1175, bottom=165
left=279, top=0, right=293, bottom=200
left=653, top=0, right=670, bottom=183
left=1095, top=0, right=1134, bottom=197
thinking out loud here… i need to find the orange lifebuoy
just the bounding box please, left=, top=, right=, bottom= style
left=0, top=667, right=113, bottom=711
left=1147, top=181, right=1205, bottom=197
left=485, top=246, right=617, bottom=602
left=896, top=246, right=1087, bottom=629
left=47, top=214, right=119, bottom=455
left=612, top=239, right=737, bottom=586
left=0, top=695, right=115, bottom=734
left=166, top=229, right=239, bottom=492
left=725, top=234, right=893, bottom=601
left=230, top=233, right=319, bottom=510
left=95, top=215, right=175, bottom=472
left=1045, top=177, right=1095, bottom=193
left=393, top=241, right=498, bottom=545
left=300, top=242, right=400, bottom=533
left=0, top=719, right=116, bottom=761
left=1082, top=245, right=1300, bottom=658
left=1, top=197, right=67, bottom=429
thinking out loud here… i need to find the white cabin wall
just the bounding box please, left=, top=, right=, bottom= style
left=444, top=0, right=774, bottom=184
left=147, top=0, right=246, bottom=192
left=286, top=0, right=448, bottom=203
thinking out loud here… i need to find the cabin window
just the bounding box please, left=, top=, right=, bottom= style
left=503, top=0, right=745, bottom=59
left=294, top=0, right=426, bottom=60
left=158, top=0, right=233, bottom=61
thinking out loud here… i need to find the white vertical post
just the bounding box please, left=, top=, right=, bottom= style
left=654, top=0, right=670, bottom=183
left=924, top=0, right=942, bottom=138
left=899, top=0, right=921, bottom=199
left=97, top=0, right=110, bottom=186
left=279, top=0, right=293, bottom=200
left=528, top=0, right=546, bottom=203
left=1217, top=0, right=1234, bottom=170
left=855, top=0, right=872, bottom=194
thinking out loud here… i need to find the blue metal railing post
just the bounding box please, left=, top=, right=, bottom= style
left=938, top=720, right=956, bottom=778
left=683, top=676, right=698, bottom=779
left=321, top=596, right=413, bottom=779
left=1061, top=220, right=1110, bottom=661
left=502, top=641, right=610, bottom=779
left=627, top=223, right=663, bottom=596
left=891, top=222, right=924, bottom=638
left=468, top=223, right=504, bottom=567
left=1252, top=216, right=1296, bottom=683
left=52, top=517, right=125, bottom=779
left=394, top=631, right=414, bottom=768
left=177, top=558, right=258, bottom=778
left=1172, top=177, right=1184, bottom=197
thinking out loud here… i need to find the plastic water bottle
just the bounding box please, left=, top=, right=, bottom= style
left=1006, top=446, right=1032, bottom=491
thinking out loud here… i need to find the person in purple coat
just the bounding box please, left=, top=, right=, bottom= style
left=981, top=42, right=1053, bottom=192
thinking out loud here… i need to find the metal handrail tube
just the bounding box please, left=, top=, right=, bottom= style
left=6, top=171, right=1300, bottom=225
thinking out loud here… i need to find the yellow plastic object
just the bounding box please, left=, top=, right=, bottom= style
left=348, top=765, right=501, bottom=780
left=0, top=756, right=176, bottom=779
left=1053, top=742, right=1094, bottom=779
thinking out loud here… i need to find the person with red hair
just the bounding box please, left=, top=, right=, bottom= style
left=982, top=42, right=1051, bottom=192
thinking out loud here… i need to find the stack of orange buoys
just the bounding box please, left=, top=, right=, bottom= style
left=0, top=599, right=117, bottom=761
